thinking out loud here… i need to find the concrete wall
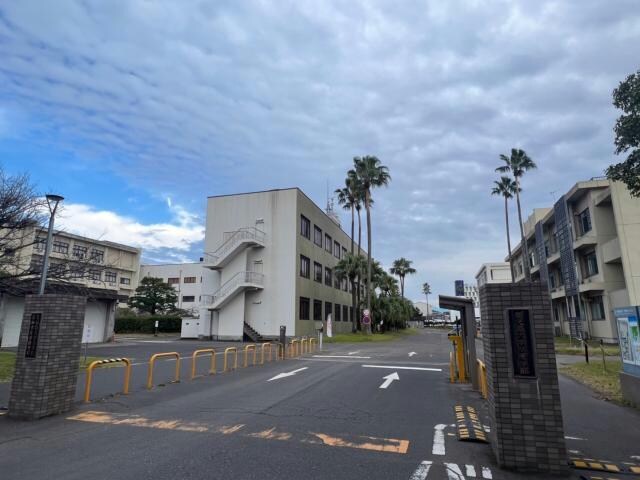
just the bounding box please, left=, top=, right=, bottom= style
left=611, top=182, right=640, bottom=306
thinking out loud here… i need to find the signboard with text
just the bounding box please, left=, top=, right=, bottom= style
left=508, top=309, right=536, bottom=378
left=614, top=306, right=640, bottom=376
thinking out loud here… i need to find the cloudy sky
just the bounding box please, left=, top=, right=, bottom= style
left=1, top=1, right=639, bottom=303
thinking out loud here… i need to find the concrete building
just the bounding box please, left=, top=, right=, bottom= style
left=414, top=301, right=433, bottom=318
left=0, top=227, right=141, bottom=347
left=509, top=178, right=640, bottom=342
left=475, top=262, right=512, bottom=287
left=199, top=188, right=360, bottom=341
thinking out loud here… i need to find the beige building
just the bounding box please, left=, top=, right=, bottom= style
left=0, top=226, right=141, bottom=347
left=200, top=188, right=361, bottom=341
left=509, top=178, right=640, bottom=342
left=475, top=262, right=513, bottom=287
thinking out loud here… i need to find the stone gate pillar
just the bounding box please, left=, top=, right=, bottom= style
left=9, top=294, right=87, bottom=420
left=479, top=282, right=568, bottom=475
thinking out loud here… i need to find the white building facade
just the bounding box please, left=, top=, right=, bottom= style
left=475, top=262, right=513, bottom=287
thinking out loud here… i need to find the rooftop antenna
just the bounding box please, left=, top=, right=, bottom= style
left=550, top=190, right=557, bottom=202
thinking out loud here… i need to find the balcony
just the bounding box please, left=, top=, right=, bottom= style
left=602, top=237, right=622, bottom=264
left=573, top=233, right=597, bottom=251
left=578, top=277, right=605, bottom=293
left=550, top=286, right=566, bottom=300
left=203, top=227, right=265, bottom=270
left=202, top=271, right=264, bottom=310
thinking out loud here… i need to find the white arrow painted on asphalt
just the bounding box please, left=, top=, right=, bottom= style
left=408, top=352, right=417, bottom=357
left=379, top=372, right=399, bottom=389
left=348, top=351, right=360, bottom=355
left=267, top=367, right=308, bottom=382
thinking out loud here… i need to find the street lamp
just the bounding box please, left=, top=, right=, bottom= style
left=38, top=194, right=64, bottom=295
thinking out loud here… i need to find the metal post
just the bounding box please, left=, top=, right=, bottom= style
left=279, top=325, right=286, bottom=359
left=584, top=340, right=589, bottom=364
left=38, top=194, right=64, bottom=295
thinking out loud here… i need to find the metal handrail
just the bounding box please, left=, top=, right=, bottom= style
left=203, top=227, right=265, bottom=264
left=201, top=271, right=264, bottom=306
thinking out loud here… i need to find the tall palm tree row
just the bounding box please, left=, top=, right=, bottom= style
left=422, top=282, right=431, bottom=318
left=334, top=253, right=367, bottom=333
left=349, top=156, right=391, bottom=332
left=389, top=257, right=416, bottom=298
left=491, top=176, right=518, bottom=283
left=496, top=148, right=537, bottom=282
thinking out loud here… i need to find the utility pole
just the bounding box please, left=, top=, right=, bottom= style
left=38, top=194, right=64, bottom=295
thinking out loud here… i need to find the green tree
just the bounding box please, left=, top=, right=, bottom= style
left=389, top=257, right=416, bottom=298
left=491, top=176, right=518, bottom=282
left=606, top=69, right=640, bottom=197
left=127, top=276, right=178, bottom=315
left=421, top=282, right=432, bottom=318
left=496, top=149, right=537, bottom=282
left=334, top=253, right=367, bottom=332
left=350, top=155, right=391, bottom=331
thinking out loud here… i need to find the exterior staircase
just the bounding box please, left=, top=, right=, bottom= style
left=243, top=322, right=265, bottom=343
left=203, top=227, right=265, bottom=270
left=201, top=271, right=264, bottom=310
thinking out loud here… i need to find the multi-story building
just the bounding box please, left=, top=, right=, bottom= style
left=475, top=262, right=512, bottom=287
left=509, top=178, right=640, bottom=342
left=0, top=226, right=141, bottom=347
left=199, top=188, right=361, bottom=341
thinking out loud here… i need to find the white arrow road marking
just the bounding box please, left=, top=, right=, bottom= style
left=313, top=355, right=371, bottom=359
left=481, top=466, right=492, bottom=479
left=432, top=424, right=447, bottom=455
left=409, top=461, right=432, bottom=480
left=362, top=365, right=442, bottom=372
left=465, top=465, right=476, bottom=477
left=379, top=372, right=400, bottom=389
left=444, top=463, right=465, bottom=479
left=408, top=352, right=417, bottom=357
left=267, top=367, right=308, bottom=382
left=564, top=435, right=586, bottom=440
left=348, top=351, right=360, bottom=355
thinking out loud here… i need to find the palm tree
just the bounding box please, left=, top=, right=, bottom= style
left=389, top=257, right=416, bottom=298
left=335, top=179, right=356, bottom=254
left=350, top=155, right=391, bottom=331
left=491, top=176, right=518, bottom=283
left=378, top=273, right=399, bottom=297
left=422, top=282, right=431, bottom=319
left=334, top=253, right=367, bottom=332
left=496, top=148, right=537, bottom=281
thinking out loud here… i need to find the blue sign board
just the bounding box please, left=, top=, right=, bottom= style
left=614, top=306, right=640, bottom=377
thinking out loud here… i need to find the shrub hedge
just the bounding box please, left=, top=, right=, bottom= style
left=115, top=315, right=182, bottom=333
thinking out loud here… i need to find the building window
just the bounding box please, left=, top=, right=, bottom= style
left=314, top=225, right=323, bottom=247
left=73, top=245, right=88, bottom=259
left=90, top=249, right=105, bottom=263
left=334, top=273, right=341, bottom=289
left=578, top=208, right=592, bottom=236
left=52, top=241, right=69, bottom=254
left=313, top=300, right=322, bottom=321
left=584, top=251, right=599, bottom=277
left=343, top=305, right=349, bottom=323
left=49, top=261, right=66, bottom=276
left=89, top=269, right=101, bottom=281
left=548, top=272, right=556, bottom=289
left=70, top=268, right=84, bottom=279
left=342, top=278, right=348, bottom=292
left=182, top=295, right=195, bottom=303
left=300, top=297, right=310, bottom=320
left=334, top=240, right=340, bottom=258
left=300, top=255, right=310, bottom=278
left=120, top=277, right=131, bottom=285
left=335, top=304, right=341, bottom=321
left=590, top=296, right=605, bottom=320
left=325, top=302, right=332, bottom=321
left=342, top=247, right=347, bottom=259
left=300, top=215, right=310, bottom=239
left=105, top=271, right=117, bottom=283
left=325, top=267, right=332, bottom=286
left=184, top=276, right=196, bottom=284
left=314, top=262, right=322, bottom=283
left=34, top=237, right=46, bottom=251
left=325, top=233, right=332, bottom=253
left=167, top=277, right=180, bottom=285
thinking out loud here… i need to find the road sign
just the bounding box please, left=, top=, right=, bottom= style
left=362, top=309, right=371, bottom=325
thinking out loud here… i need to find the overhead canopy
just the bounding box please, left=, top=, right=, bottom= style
left=438, top=294, right=474, bottom=311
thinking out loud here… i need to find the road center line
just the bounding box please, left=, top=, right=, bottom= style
left=362, top=365, right=442, bottom=372
left=313, top=355, right=371, bottom=359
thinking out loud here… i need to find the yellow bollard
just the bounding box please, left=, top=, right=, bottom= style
left=223, top=347, right=238, bottom=372
left=147, top=352, right=181, bottom=390
left=291, top=339, right=300, bottom=357
left=309, top=337, right=317, bottom=353
left=261, top=343, right=272, bottom=364
left=449, top=352, right=456, bottom=383
left=243, top=344, right=257, bottom=367
left=191, top=349, right=216, bottom=380
left=301, top=338, right=308, bottom=354
left=84, top=358, right=131, bottom=403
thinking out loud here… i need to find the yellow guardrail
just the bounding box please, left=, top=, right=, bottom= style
left=261, top=343, right=272, bottom=364
left=223, top=347, right=238, bottom=372
left=309, top=337, right=317, bottom=353
left=291, top=339, right=300, bottom=357
left=477, top=359, right=488, bottom=399
left=277, top=342, right=285, bottom=360
left=84, top=357, right=131, bottom=403
left=191, top=349, right=216, bottom=380
left=301, top=337, right=308, bottom=354
left=243, top=344, right=257, bottom=367
left=147, top=352, right=181, bottom=389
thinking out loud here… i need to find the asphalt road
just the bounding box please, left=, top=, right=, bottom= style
left=1, top=329, right=639, bottom=479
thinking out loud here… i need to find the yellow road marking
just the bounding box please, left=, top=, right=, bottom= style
left=218, top=424, right=245, bottom=435
left=249, top=427, right=292, bottom=441
left=67, top=411, right=208, bottom=432
left=312, top=432, right=409, bottom=454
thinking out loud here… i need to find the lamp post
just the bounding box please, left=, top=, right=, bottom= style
left=38, top=194, right=64, bottom=295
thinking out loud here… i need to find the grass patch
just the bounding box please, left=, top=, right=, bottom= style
left=324, top=329, right=419, bottom=344
left=560, top=360, right=624, bottom=404
left=555, top=336, right=620, bottom=356
left=0, top=351, right=105, bottom=383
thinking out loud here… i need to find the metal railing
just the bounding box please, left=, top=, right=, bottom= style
left=203, top=227, right=265, bottom=265
left=202, top=271, right=264, bottom=307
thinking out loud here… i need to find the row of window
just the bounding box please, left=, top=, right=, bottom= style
left=30, top=258, right=131, bottom=284
left=167, top=276, right=199, bottom=285
left=300, top=215, right=348, bottom=259
left=299, top=297, right=353, bottom=322
left=37, top=238, right=105, bottom=263
left=299, top=255, right=349, bottom=291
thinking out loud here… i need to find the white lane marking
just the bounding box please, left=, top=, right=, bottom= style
left=313, top=355, right=371, bottom=359
left=465, top=464, right=476, bottom=477
left=348, top=351, right=360, bottom=355
left=568, top=449, right=581, bottom=454
left=409, top=461, right=432, bottom=480
left=632, top=455, right=640, bottom=460
left=379, top=372, right=400, bottom=389
left=432, top=424, right=447, bottom=456
left=565, top=435, right=586, bottom=440
left=362, top=365, right=442, bottom=372
left=444, top=463, right=465, bottom=479
left=408, top=352, right=417, bottom=357
left=481, top=466, right=492, bottom=479
left=267, top=367, right=308, bottom=382
left=483, top=424, right=491, bottom=432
